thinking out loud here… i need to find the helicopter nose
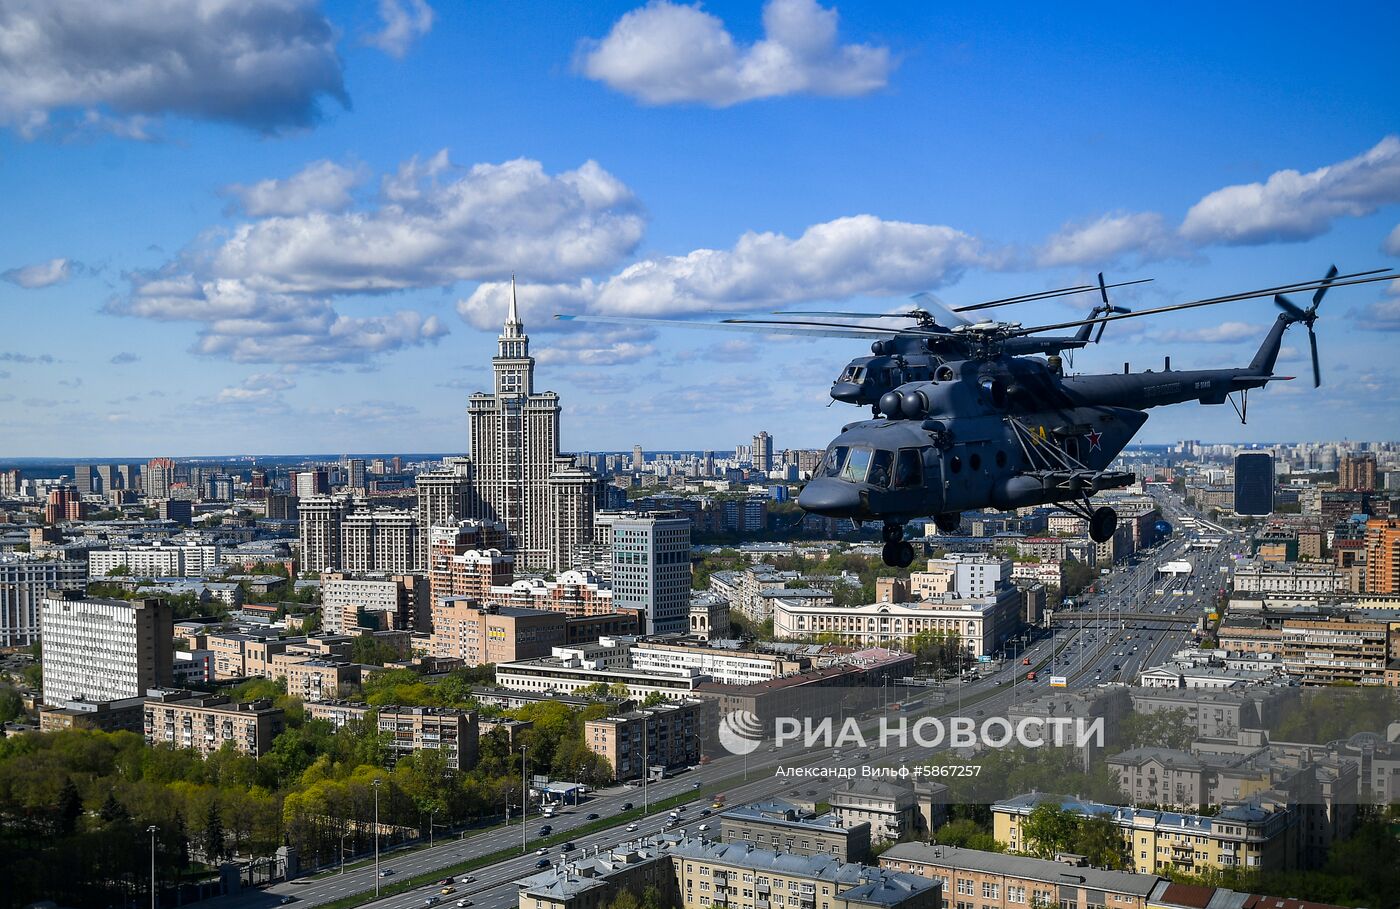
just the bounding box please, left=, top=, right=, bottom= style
left=798, top=478, right=864, bottom=517
left=829, top=382, right=864, bottom=404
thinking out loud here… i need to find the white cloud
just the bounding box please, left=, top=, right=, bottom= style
left=1180, top=136, right=1400, bottom=245
left=1036, top=213, right=1179, bottom=267
left=117, top=152, right=640, bottom=365
left=1156, top=321, right=1263, bottom=344
left=1385, top=223, right=1400, bottom=257
left=578, top=0, right=894, bottom=107
left=224, top=160, right=367, bottom=217
left=111, top=273, right=448, bottom=364
left=468, top=214, right=982, bottom=321
left=1350, top=280, right=1400, bottom=332
left=2, top=257, right=72, bottom=288
left=0, top=0, right=348, bottom=138
left=206, top=156, right=643, bottom=293
left=368, top=0, right=434, bottom=58
left=109, top=352, right=140, bottom=365
left=217, top=371, right=296, bottom=403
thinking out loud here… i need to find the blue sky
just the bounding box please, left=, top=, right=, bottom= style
left=1, top=0, right=1397, bottom=457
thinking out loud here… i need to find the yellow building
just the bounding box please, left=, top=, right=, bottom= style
left=992, top=793, right=1295, bottom=875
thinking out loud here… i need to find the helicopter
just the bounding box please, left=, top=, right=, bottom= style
left=557, top=274, right=1147, bottom=412
left=555, top=264, right=1393, bottom=567
left=794, top=265, right=1392, bottom=566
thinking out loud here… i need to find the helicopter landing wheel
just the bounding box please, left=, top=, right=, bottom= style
left=933, top=512, right=961, bottom=533
left=882, top=540, right=916, bottom=568
left=1089, top=506, right=1118, bottom=543
left=881, top=522, right=905, bottom=544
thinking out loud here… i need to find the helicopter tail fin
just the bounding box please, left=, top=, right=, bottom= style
left=1247, top=313, right=1292, bottom=377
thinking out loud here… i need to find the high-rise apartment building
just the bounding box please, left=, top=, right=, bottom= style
left=1233, top=452, right=1274, bottom=516
left=753, top=431, right=773, bottom=472
left=0, top=555, right=86, bottom=646
left=300, top=497, right=420, bottom=573
left=1364, top=517, right=1400, bottom=594
left=344, top=457, right=366, bottom=491
left=72, top=464, right=93, bottom=495
left=341, top=508, right=418, bottom=572
left=548, top=465, right=598, bottom=572
left=299, top=495, right=346, bottom=573
left=1339, top=453, right=1378, bottom=490
left=40, top=591, right=173, bottom=706
left=295, top=468, right=329, bottom=498
left=427, top=520, right=511, bottom=608
left=610, top=511, right=691, bottom=635
left=414, top=458, right=477, bottom=567
left=466, top=280, right=596, bottom=570
left=44, top=485, right=83, bottom=523
left=632, top=444, right=644, bottom=468
left=143, top=457, right=176, bottom=499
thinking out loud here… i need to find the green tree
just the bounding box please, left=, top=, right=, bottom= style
left=98, top=789, right=130, bottom=826
left=203, top=800, right=226, bottom=863
left=1119, top=708, right=1194, bottom=751
left=1021, top=803, right=1079, bottom=857
left=1077, top=815, right=1129, bottom=869
left=932, top=818, right=1003, bottom=852
left=55, top=777, right=83, bottom=836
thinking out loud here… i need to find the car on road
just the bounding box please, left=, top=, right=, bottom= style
left=626, top=823, right=639, bottom=832
left=536, top=847, right=549, bottom=855
left=536, top=859, right=550, bottom=869
left=440, top=887, right=457, bottom=895
left=562, top=841, right=576, bottom=851
left=692, top=781, right=701, bottom=789
left=438, top=878, right=455, bottom=886
left=700, top=808, right=712, bottom=816
left=380, top=870, right=394, bottom=877
left=677, top=805, right=687, bottom=812
left=538, top=825, right=551, bottom=836
left=621, top=803, right=633, bottom=811
left=586, top=813, right=600, bottom=820
left=462, top=877, right=476, bottom=883
left=279, top=899, right=294, bottom=906
left=1112, top=664, right=1121, bottom=671
left=455, top=901, right=473, bottom=908
left=697, top=823, right=710, bottom=831
left=424, top=899, right=440, bottom=907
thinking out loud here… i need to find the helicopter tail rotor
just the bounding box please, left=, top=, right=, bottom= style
left=1273, top=264, right=1336, bottom=387
left=1091, top=271, right=1134, bottom=343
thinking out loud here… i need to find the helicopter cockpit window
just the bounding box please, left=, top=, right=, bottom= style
left=822, top=445, right=850, bottom=477
left=840, top=447, right=873, bottom=483
left=839, top=366, right=865, bottom=382
left=894, top=449, right=923, bottom=488
left=868, top=450, right=894, bottom=488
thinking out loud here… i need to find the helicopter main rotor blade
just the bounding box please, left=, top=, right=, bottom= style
left=721, top=316, right=946, bottom=336
left=553, top=313, right=891, bottom=340
left=1005, top=270, right=1395, bottom=337
left=910, top=291, right=972, bottom=327
left=952, top=277, right=1154, bottom=313
left=771, top=310, right=926, bottom=319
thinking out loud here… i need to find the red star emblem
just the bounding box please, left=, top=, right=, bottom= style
left=1085, top=429, right=1103, bottom=451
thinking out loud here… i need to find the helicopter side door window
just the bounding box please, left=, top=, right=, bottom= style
left=894, top=449, right=922, bottom=488
left=823, top=445, right=850, bottom=477
left=868, top=450, right=894, bottom=488
left=840, top=447, right=872, bottom=483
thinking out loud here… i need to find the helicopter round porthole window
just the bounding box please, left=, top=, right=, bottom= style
left=969, top=453, right=982, bottom=471
left=995, top=450, right=1007, bottom=468
left=948, top=455, right=962, bottom=473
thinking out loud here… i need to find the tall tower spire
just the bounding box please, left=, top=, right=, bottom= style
left=504, top=274, right=523, bottom=338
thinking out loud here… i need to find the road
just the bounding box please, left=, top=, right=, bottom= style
left=211, top=490, right=1241, bottom=909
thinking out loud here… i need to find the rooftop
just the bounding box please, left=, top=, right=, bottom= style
left=881, top=843, right=1157, bottom=896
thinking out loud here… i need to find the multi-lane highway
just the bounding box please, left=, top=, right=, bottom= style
left=210, top=491, right=1241, bottom=909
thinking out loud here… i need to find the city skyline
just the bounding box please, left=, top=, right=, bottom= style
left=1, top=2, right=1398, bottom=456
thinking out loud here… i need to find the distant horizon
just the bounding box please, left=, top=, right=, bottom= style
left=0, top=440, right=1387, bottom=470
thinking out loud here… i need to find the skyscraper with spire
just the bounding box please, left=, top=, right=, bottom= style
left=467, top=279, right=597, bottom=570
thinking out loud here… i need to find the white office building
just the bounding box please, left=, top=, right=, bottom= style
left=610, top=511, right=692, bottom=635
left=88, top=542, right=222, bottom=579
left=0, top=555, right=86, bottom=646
left=40, top=591, right=172, bottom=706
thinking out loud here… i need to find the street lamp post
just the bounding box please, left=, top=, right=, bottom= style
left=372, top=778, right=382, bottom=896
left=147, top=824, right=158, bottom=909
left=521, top=744, right=529, bottom=854
left=429, top=809, right=435, bottom=848
left=340, top=832, right=350, bottom=874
